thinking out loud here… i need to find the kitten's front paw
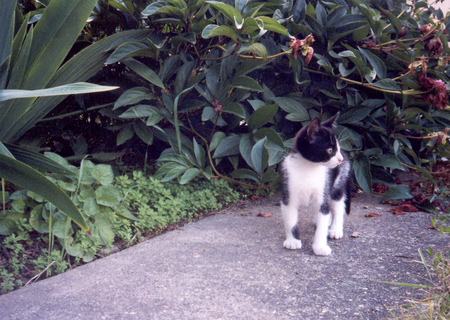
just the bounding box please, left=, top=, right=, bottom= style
left=312, top=244, right=332, bottom=256
left=328, top=228, right=343, bottom=239
left=283, top=239, right=302, bottom=250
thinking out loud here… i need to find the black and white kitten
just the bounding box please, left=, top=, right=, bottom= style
left=280, top=113, right=351, bottom=256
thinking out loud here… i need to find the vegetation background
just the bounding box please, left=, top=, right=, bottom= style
left=0, top=0, right=449, bottom=304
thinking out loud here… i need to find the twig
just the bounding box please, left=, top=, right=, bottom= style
left=25, top=261, right=56, bottom=286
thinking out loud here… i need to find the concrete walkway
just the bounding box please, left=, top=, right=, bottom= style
left=0, top=193, right=448, bottom=319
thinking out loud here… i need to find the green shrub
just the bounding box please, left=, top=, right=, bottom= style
left=94, top=0, right=450, bottom=200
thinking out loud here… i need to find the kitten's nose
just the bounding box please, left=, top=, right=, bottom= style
left=337, top=154, right=343, bottom=163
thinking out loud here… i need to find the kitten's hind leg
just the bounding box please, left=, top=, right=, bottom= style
left=329, top=198, right=346, bottom=239
left=280, top=203, right=302, bottom=250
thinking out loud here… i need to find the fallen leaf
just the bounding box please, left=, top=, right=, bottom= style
left=389, top=207, right=406, bottom=215
left=351, top=231, right=360, bottom=238
left=373, top=183, right=389, bottom=194
left=257, top=213, right=273, bottom=218
left=397, top=203, right=419, bottom=212
left=251, top=195, right=260, bottom=201
left=388, top=202, right=418, bottom=215
left=365, top=212, right=382, bottom=218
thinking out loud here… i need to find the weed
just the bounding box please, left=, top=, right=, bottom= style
left=386, top=248, right=450, bottom=319
left=0, top=165, right=242, bottom=294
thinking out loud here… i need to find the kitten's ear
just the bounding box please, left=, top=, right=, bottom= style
left=306, top=117, right=321, bottom=141
left=322, top=112, right=340, bottom=128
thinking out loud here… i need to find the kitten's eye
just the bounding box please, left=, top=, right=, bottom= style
left=326, top=148, right=334, bottom=155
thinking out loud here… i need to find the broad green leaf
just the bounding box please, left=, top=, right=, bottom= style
left=154, top=162, right=180, bottom=180
left=241, top=17, right=262, bottom=36
left=379, top=7, right=402, bottom=34
left=338, top=50, right=366, bottom=73
left=108, top=0, right=132, bottom=14
left=0, top=153, right=90, bottom=234
left=328, top=22, right=368, bottom=49
left=146, top=110, right=165, bottom=127
left=262, top=168, right=278, bottom=184
left=161, top=165, right=188, bottom=182
left=251, top=137, right=269, bottom=175
left=123, top=58, right=165, bottom=89
left=353, top=155, right=372, bottom=195
left=29, top=205, right=49, bottom=234
left=236, top=59, right=270, bottom=78
left=247, top=103, right=278, bottom=131
left=141, top=2, right=164, bottom=15
left=206, top=1, right=243, bottom=27
left=230, top=168, right=260, bottom=184
left=285, top=113, right=310, bottom=122
left=273, top=96, right=309, bottom=120
left=370, top=154, right=405, bottom=171
left=173, top=82, right=198, bottom=154
left=105, top=41, right=154, bottom=65
left=119, top=104, right=158, bottom=118
left=158, top=154, right=191, bottom=166
left=93, top=211, right=115, bottom=245
left=193, top=138, right=206, bottom=168
left=202, top=24, right=239, bottom=42
left=359, top=47, right=387, bottom=79
left=255, top=17, right=289, bottom=36
left=83, top=197, right=100, bottom=217
left=336, top=126, right=362, bottom=151
left=338, top=107, right=372, bottom=124
left=179, top=168, right=200, bottom=184
left=213, top=134, right=241, bottom=158
left=372, top=79, right=402, bottom=92
left=0, top=82, right=118, bottom=102
left=237, top=43, right=268, bottom=60
left=239, top=134, right=254, bottom=168
left=232, top=76, right=262, bottom=92
left=210, top=132, right=226, bottom=151
left=222, top=102, right=246, bottom=118
left=381, top=185, right=413, bottom=201
left=114, top=88, right=154, bottom=109
left=134, top=123, right=154, bottom=145
left=79, top=160, right=96, bottom=186
left=91, top=164, right=115, bottom=186
left=11, top=199, right=26, bottom=213
left=202, top=106, right=217, bottom=121
left=115, top=204, right=139, bottom=221
left=95, top=185, right=123, bottom=207
left=117, top=125, right=134, bottom=146
left=339, top=63, right=355, bottom=77
left=254, top=128, right=285, bottom=150
left=316, top=54, right=333, bottom=73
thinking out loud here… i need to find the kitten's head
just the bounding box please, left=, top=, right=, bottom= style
left=293, top=113, right=343, bottom=168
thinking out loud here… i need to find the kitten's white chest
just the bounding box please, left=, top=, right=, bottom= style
left=283, top=154, right=327, bottom=206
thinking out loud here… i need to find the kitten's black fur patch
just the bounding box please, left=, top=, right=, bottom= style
left=291, top=225, right=300, bottom=240
left=292, top=115, right=339, bottom=163
left=281, top=163, right=290, bottom=206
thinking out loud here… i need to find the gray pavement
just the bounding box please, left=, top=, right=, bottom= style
left=0, top=192, right=448, bottom=320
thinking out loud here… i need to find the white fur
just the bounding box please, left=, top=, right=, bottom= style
left=281, top=147, right=345, bottom=256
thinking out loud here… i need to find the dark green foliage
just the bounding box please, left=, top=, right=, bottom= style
left=95, top=0, right=450, bottom=196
